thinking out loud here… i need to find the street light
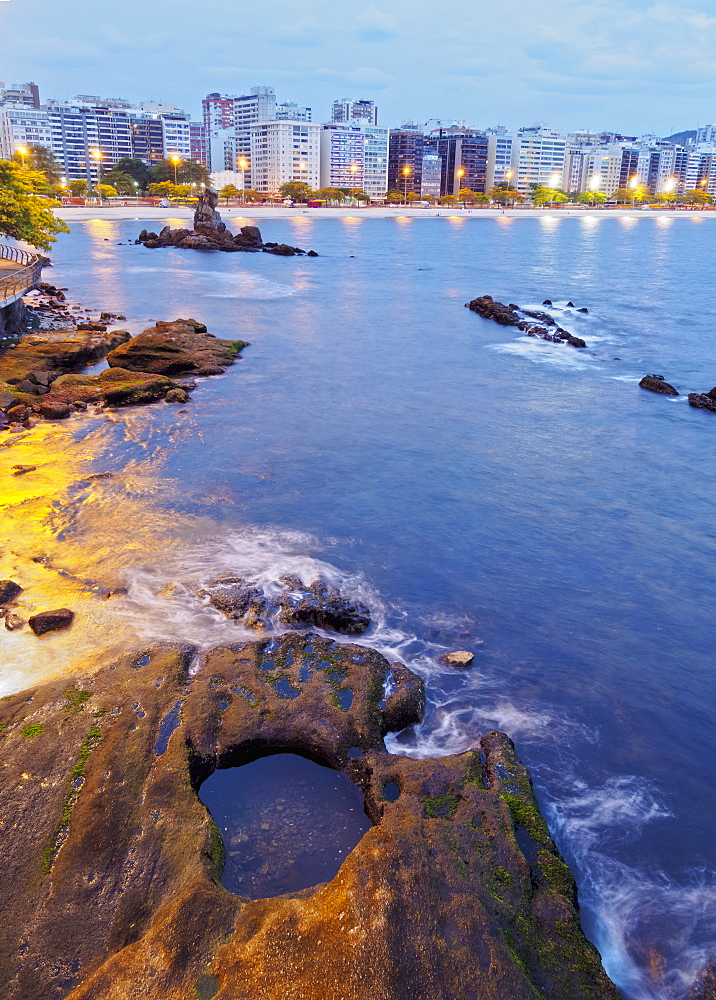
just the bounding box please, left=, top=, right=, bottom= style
left=238, top=158, right=249, bottom=199
left=549, top=172, right=561, bottom=188
left=90, top=148, right=103, bottom=205
left=170, top=155, right=181, bottom=186
left=456, top=166, right=465, bottom=199
left=402, top=164, right=411, bottom=203
left=16, top=145, right=28, bottom=168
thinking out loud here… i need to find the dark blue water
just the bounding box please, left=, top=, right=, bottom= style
left=40, top=213, right=716, bottom=998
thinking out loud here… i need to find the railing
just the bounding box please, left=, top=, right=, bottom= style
left=0, top=242, right=43, bottom=307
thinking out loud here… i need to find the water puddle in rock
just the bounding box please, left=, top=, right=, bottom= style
left=198, top=753, right=371, bottom=898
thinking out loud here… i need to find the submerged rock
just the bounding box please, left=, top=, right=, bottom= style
left=466, top=294, right=520, bottom=326
left=0, top=635, right=620, bottom=1000
left=639, top=374, right=679, bottom=396
left=0, top=580, right=22, bottom=604
left=467, top=294, right=587, bottom=348
left=688, top=392, right=716, bottom=412
left=445, top=649, right=474, bottom=667
left=27, top=607, right=74, bottom=635
left=382, top=663, right=425, bottom=732
left=279, top=577, right=371, bottom=635
left=4, top=613, right=24, bottom=631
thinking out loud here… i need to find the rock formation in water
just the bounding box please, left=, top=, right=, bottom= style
left=136, top=189, right=316, bottom=256
left=0, top=320, right=247, bottom=422
left=688, top=388, right=716, bottom=412
left=465, top=295, right=587, bottom=348
left=639, top=374, right=679, bottom=395
left=0, top=632, right=620, bottom=1000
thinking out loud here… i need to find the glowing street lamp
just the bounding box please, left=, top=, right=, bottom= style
left=90, top=148, right=103, bottom=205
left=15, top=145, right=28, bottom=168
left=238, top=158, right=249, bottom=197
left=663, top=176, right=676, bottom=194
left=549, top=172, right=561, bottom=188
left=170, top=155, right=182, bottom=186
left=402, top=164, right=411, bottom=202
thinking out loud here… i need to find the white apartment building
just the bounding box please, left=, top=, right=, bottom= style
left=161, top=118, right=191, bottom=159
left=511, top=128, right=568, bottom=194
left=695, top=125, right=716, bottom=145
left=485, top=132, right=515, bottom=188
left=249, top=120, right=321, bottom=194
left=319, top=123, right=388, bottom=199
left=276, top=102, right=312, bottom=122
left=362, top=125, right=389, bottom=199
left=331, top=99, right=377, bottom=126
left=0, top=106, right=53, bottom=160
left=582, top=146, right=627, bottom=197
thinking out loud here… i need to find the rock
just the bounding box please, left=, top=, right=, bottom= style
left=382, top=663, right=426, bottom=732
left=240, top=225, right=262, bottom=244
left=0, top=636, right=620, bottom=1000
left=307, top=250, right=319, bottom=256
left=445, top=650, right=474, bottom=667
left=27, top=608, right=74, bottom=635
left=542, top=299, right=553, bottom=305
left=164, top=388, right=189, bottom=403
left=523, top=310, right=556, bottom=326
left=566, top=301, right=574, bottom=307
left=0, top=580, right=22, bottom=604
left=639, top=375, right=679, bottom=396
left=577, top=307, right=589, bottom=313
left=688, top=393, right=716, bottom=412
left=106, top=321, right=248, bottom=377
left=280, top=578, right=371, bottom=635
left=18, top=379, right=39, bottom=394
left=11, top=465, right=37, bottom=476
left=687, top=962, right=716, bottom=1000
left=200, top=578, right=266, bottom=621
left=264, top=244, right=296, bottom=256
left=4, top=613, right=24, bottom=631
left=0, top=391, right=16, bottom=410
left=97, top=368, right=177, bottom=407
left=6, top=404, right=29, bottom=423
left=465, top=295, right=520, bottom=326
left=39, top=401, right=71, bottom=420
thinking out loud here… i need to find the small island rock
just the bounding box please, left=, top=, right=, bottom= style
left=28, top=608, right=74, bottom=635
left=639, top=375, right=679, bottom=396
left=445, top=650, right=475, bottom=667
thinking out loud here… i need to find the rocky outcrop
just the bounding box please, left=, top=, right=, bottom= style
left=445, top=650, right=474, bottom=667
left=201, top=576, right=371, bottom=636
left=466, top=295, right=587, bottom=348
left=28, top=608, right=74, bottom=635
left=106, top=319, right=247, bottom=377
left=688, top=388, right=716, bottom=412
left=0, top=635, right=620, bottom=1000
left=137, top=210, right=315, bottom=256
left=382, top=663, right=426, bottom=732
left=0, top=580, right=22, bottom=605
left=639, top=374, right=679, bottom=395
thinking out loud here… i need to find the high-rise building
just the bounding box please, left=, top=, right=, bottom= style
left=695, top=124, right=716, bottom=145
left=331, top=99, right=377, bottom=126
left=319, top=123, right=389, bottom=199
left=388, top=130, right=424, bottom=195
left=485, top=131, right=516, bottom=189
left=189, top=122, right=208, bottom=167
left=0, top=106, right=53, bottom=160
left=0, top=81, right=41, bottom=109
left=424, top=129, right=489, bottom=195
left=362, top=126, right=389, bottom=199
left=420, top=154, right=442, bottom=199
left=249, top=120, right=321, bottom=194
left=202, top=86, right=278, bottom=182
left=276, top=102, right=312, bottom=122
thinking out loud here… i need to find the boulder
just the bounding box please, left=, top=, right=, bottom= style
left=39, top=401, right=71, bottom=420
left=639, top=375, right=679, bottom=396
left=280, top=578, right=371, bottom=635
left=200, top=578, right=266, bottom=621
left=4, top=613, right=24, bottom=631
left=28, top=608, right=74, bottom=635
left=106, top=321, right=248, bottom=377
left=445, top=650, right=475, bottom=667
left=688, top=393, right=716, bottom=412
left=0, top=580, right=22, bottom=604
left=382, top=663, right=426, bottom=732
left=164, top=388, right=189, bottom=403
left=6, top=404, right=29, bottom=423
left=97, top=368, right=177, bottom=406
left=466, top=295, right=520, bottom=326
left=0, top=391, right=16, bottom=410
left=264, top=244, right=296, bottom=256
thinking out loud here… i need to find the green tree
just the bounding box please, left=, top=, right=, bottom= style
left=473, top=193, right=490, bottom=205
left=0, top=159, right=69, bottom=250
left=278, top=181, right=313, bottom=202
left=69, top=179, right=88, bottom=196
left=241, top=189, right=263, bottom=203
left=656, top=191, right=676, bottom=204
left=113, top=157, right=151, bottom=190
left=385, top=189, right=404, bottom=204
left=14, top=144, right=61, bottom=185
left=439, top=194, right=458, bottom=206
left=147, top=181, right=181, bottom=197
left=93, top=183, right=118, bottom=199
left=458, top=187, right=476, bottom=204
left=488, top=187, right=524, bottom=206
left=406, top=191, right=422, bottom=203
left=422, top=193, right=436, bottom=204
left=576, top=191, right=607, bottom=206
left=219, top=184, right=241, bottom=204
left=348, top=188, right=369, bottom=202
left=612, top=187, right=632, bottom=204
left=532, top=186, right=568, bottom=206
left=681, top=188, right=712, bottom=207
left=150, top=158, right=209, bottom=186
left=102, top=170, right=137, bottom=195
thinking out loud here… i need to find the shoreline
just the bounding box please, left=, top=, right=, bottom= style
left=53, top=205, right=716, bottom=222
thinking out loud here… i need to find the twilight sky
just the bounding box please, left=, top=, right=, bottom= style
left=1, top=0, right=714, bottom=134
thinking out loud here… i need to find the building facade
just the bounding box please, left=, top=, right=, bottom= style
left=420, top=154, right=442, bottom=199
left=331, top=99, right=377, bottom=126
left=249, top=120, right=321, bottom=194
left=388, top=130, right=424, bottom=195
left=424, top=129, right=489, bottom=195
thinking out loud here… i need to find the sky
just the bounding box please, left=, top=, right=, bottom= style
left=1, top=0, right=715, bottom=135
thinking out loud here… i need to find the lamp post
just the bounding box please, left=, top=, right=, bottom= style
left=402, top=164, right=411, bottom=203
left=456, top=166, right=465, bottom=202
left=628, top=174, right=638, bottom=209
left=90, top=148, right=103, bottom=205
left=15, top=145, right=28, bottom=168
left=238, top=159, right=249, bottom=201
left=170, top=155, right=181, bottom=187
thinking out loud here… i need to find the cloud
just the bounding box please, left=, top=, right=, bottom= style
left=271, top=21, right=323, bottom=46
left=354, top=6, right=399, bottom=42
left=344, top=66, right=396, bottom=88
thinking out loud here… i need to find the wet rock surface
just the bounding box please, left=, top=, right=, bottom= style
left=688, top=389, right=716, bottom=412
left=0, top=634, right=619, bottom=1000
left=466, top=295, right=587, bottom=348
left=28, top=607, right=75, bottom=635
left=201, top=575, right=372, bottom=636
left=381, top=663, right=425, bottom=732
left=137, top=218, right=315, bottom=257
left=0, top=579, right=22, bottom=604
left=445, top=649, right=475, bottom=667
left=640, top=374, right=679, bottom=395
left=106, top=319, right=248, bottom=377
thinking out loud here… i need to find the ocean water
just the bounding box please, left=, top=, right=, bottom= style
left=5, top=212, right=716, bottom=999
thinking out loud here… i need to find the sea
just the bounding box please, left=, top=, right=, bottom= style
left=2, top=211, right=716, bottom=1000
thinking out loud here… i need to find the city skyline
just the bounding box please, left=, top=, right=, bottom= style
left=1, top=0, right=715, bottom=135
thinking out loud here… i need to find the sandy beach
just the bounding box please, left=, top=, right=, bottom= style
left=54, top=204, right=716, bottom=222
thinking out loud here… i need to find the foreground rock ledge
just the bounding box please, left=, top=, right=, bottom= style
left=0, top=634, right=619, bottom=1000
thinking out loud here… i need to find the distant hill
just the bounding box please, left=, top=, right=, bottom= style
left=664, top=129, right=697, bottom=145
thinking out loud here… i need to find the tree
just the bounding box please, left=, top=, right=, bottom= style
left=102, top=170, right=137, bottom=195
left=473, top=193, right=490, bottom=205
left=406, top=191, right=421, bottom=203
left=576, top=191, right=607, bottom=206
left=14, top=144, right=61, bottom=185
left=458, top=187, right=476, bottom=205
left=422, top=193, right=436, bottom=204
left=113, top=157, right=151, bottom=190
left=92, top=184, right=118, bottom=199
left=241, top=189, right=263, bottom=203
left=0, top=159, right=69, bottom=250
left=150, top=159, right=209, bottom=186
left=315, top=187, right=344, bottom=203
left=219, top=184, right=241, bottom=204
left=69, top=179, right=88, bottom=196
left=147, top=181, right=180, bottom=197
left=488, top=187, right=524, bottom=206
left=656, top=191, right=676, bottom=204
left=348, top=188, right=369, bottom=203
left=278, top=181, right=313, bottom=202
left=532, top=186, right=568, bottom=206
left=631, top=184, right=650, bottom=204
left=438, top=194, right=458, bottom=206
left=385, top=189, right=404, bottom=204
left=681, top=188, right=712, bottom=207
left=612, top=187, right=632, bottom=204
